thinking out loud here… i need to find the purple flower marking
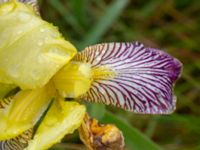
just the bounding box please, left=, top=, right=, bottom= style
left=75, top=42, right=182, bottom=114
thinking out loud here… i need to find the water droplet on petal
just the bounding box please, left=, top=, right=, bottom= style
left=40, top=28, right=45, bottom=33
left=38, top=41, right=43, bottom=46
left=31, top=69, right=40, bottom=80
left=18, top=12, right=31, bottom=22
left=48, top=48, right=68, bottom=57
left=8, top=65, right=20, bottom=78
left=96, top=51, right=99, bottom=55
left=17, top=30, right=22, bottom=35
left=133, top=90, right=138, bottom=94
left=51, top=32, right=60, bottom=38
left=96, top=57, right=101, bottom=61
left=124, top=58, right=130, bottom=63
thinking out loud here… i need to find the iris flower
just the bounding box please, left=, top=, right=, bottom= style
left=0, top=0, right=182, bottom=150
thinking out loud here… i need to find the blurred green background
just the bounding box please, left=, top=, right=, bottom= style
left=38, top=0, right=200, bottom=150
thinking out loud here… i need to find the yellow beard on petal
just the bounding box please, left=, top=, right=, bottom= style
left=92, top=66, right=116, bottom=80
left=53, top=61, right=117, bottom=99
left=53, top=61, right=92, bottom=98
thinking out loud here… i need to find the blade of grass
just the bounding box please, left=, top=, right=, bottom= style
left=145, top=117, right=158, bottom=138
left=158, top=114, right=200, bottom=134
left=87, top=103, right=106, bottom=120
left=49, top=0, right=83, bottom=34
left=182, top=71, right=200, bottom=90
left=68, top=0, right=89, bottom=29
left=50, top=143, right=86, bottom=150
left=102, top=111, right=162, bottom=150
left=78, top=0, right=129, bottom=49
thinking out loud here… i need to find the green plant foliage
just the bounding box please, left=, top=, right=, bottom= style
left=102, top=111, right=162, bottom=150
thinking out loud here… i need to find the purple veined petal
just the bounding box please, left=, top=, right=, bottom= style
left=17, top=0, right=38, bottom=9
left=74, top=42, right=182, bottom=114
left=0, top=129, right=33, bottom=150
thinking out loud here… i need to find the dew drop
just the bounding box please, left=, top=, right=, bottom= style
left=17, top=30, right=22, bottom=35
left=31, top=70, right=40, bottom=80
left=133, top=90, right=138, bottom=94
left=51, top=32, right=60, bottom=38
left=38, top=41, right=43, bottom=46
left=48, top=48, right=69, bottom=57
left=18, top=12, right=31, bottom=22
left=8, top=65, right=20, bottom=78
left=101, top=50, right=106, bottom=54
left=124, top=58, right=130, bottom=63
left=96, top=51, right=99, bottom=55
left=61, top=91, right=74, bottom=98
left=40, top=28, right=45, bottom=33
left=96, top=57, right=101, bottom=61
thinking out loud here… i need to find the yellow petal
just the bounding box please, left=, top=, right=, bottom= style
left=0, top=82, right=55, bottom=140
left=0, top=1, right=77, bottom=89
left=53, top=61, right=92, bottom=98
left=0, top=0, right=39, bottom=15
left=26, top=98, right=86, bottom=150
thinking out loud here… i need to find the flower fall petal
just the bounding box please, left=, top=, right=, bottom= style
left=74, top=42, right=182, bottom=114
left=0, top=129, right=33, bottom=150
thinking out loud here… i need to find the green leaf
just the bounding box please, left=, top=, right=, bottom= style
left=159, top=114, right=200, bottom=134
left=87, top=103, right=106, bottom=120
left=102, top=111, right=162, bottom=150
left=78, top=0, right=129, bottom=49
left=49, top=0, right=83, bottom=34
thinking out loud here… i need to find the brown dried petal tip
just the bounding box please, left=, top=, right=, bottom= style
left=79, top=114, right=125, bottom=150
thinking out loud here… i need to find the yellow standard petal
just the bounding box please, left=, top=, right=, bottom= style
left=26, top=98, right=86, bottom=150
left=0, top=1, right=77, bottom=89
left=0, top=82, right=55, bottom=140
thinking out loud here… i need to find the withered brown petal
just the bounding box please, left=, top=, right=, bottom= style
left=79, top=114, right=125, bottom=150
